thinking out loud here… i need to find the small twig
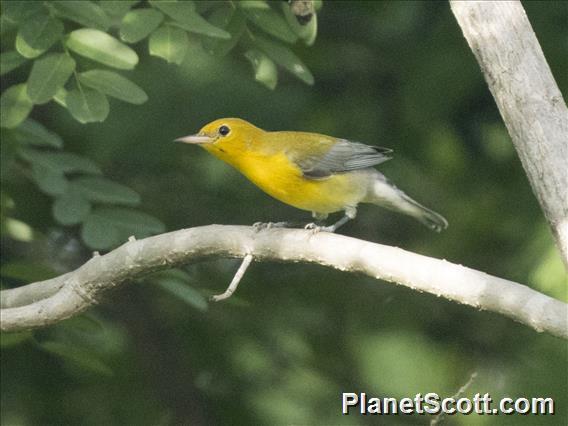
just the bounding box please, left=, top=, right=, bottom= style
left=210, top=254, right=254, bottom=302
left=430, top=372, right=478, bottom=425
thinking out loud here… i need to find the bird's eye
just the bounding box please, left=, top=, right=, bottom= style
left=219, top=125, right=230, bottom=136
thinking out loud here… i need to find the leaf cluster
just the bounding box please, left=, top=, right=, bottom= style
left=1, top=0, right=320, bottom=250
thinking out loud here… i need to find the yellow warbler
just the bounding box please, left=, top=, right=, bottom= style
left=177, top=118, right=447, bottom=232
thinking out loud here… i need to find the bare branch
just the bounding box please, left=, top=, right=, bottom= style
left=450, top=0, right=568, bottom=267
left=210, top=254, right=254, bottom=302
left=1, top=226, right=566, bottom=338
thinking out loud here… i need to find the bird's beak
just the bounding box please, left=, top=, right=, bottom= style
left=174, top=134, right=214, bottom=144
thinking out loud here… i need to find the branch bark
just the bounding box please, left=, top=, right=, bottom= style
left=450, top=0, right=568, bottom=267
left=1, top=226, right=567, bottom=339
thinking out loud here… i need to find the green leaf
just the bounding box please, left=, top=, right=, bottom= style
left=0, top=51, right=28, bottom=76
left=1, top=261, right=57, bottom=282
left=0, top=84, right=33, bottom=128
left=27, top=53, right=76, bottom=104
left=78, top=70, right=148, bottom=104
left=11, top=119, right=63, bottom=148
left=202, top=7, right=246, bottom=57
left=254, top=34, right=314, bottom=85
left=53, top=190, right=92, bottom=225
left=66, top=87, right=110, bottom=123
left=1, top=218, right=35, bottom=242
left=81, top=207, right=165, bottom=249
left=2, top=1, right=45, bottom=25
left=0, top=331, right=32, bottom=348
left=40, top=341, right=113, bottom=376
left=31, top=163, right=68, bottom=195
left=71, top=176, right=141, bottom=205
left=157, top=278, right=208, bottom=312
left=238, top=1, right=270, bottom=10
left=149, top=0, right=229, bottom=39
left=19, top=149, right=102, bottom=175
left=99, top=0, right=139, bottom=18
left=0, top=133, right=18, bottom=178
left=149, top=0, right=195, bottom=13
left=245, top=49, right=277, bottom=90
left=66, top=29, right=139, bottom=70
left=149, top=25, right=188, bottom=65
left=167, top=15, right=231, bottom=40
left=281, top=2, right=317, bottom=46
left=120, top=9, right=164, bottom=43
left=51, top=1, right=111, bottom=31
left=242, top=6, right=297, bottom=44
left=80, top=212, right=121, bottom=249
left=16, top=13, right=64, bottom=59
left=53, top=87, right=68, bottom=108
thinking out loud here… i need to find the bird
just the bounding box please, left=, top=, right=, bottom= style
left=176, top=118, right=448, bottom=233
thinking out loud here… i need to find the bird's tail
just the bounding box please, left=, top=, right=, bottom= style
left=366, top=172, right=448, bottom=232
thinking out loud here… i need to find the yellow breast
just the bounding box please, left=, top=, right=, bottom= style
left=234, top=151, right=367, bottom=214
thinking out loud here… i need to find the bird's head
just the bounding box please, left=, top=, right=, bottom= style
left=175, top=118, right=263, bottom=158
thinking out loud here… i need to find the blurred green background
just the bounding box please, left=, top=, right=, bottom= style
left=1, top=1, right=567, bottom=425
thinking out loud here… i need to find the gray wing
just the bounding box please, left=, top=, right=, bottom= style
left=296, top=139, right=393, bottom=179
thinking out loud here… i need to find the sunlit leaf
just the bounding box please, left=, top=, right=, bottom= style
left=78, top=70, right=148, bottom=104
left=51, top=1, right=111, bottom=31
left=66, top=87, right=109, bottom=123
left=1, top=218, right=35, bottom=242
left=120, top=9, right=164, bottom=43
left=71, top=176, right=141, bottom=205
left=245, top=49, right=277, bottom=90
left=66, top=29, right=139, bottom=70
left=238, top=1, right=270, bottom=10
left=27, top=53, right=76, bottom=104
left=53, top=87, right=68, bottom=108
left=53, top=189, right=92, bottom=226
left=149, top=25, right=188, bottom=65
left=253, top=34, right=314, bottom=85
left=242, top=6, right=297, bottom=44
left=0, top=84, right=33, bottom=128
left=202, top=7, right=246, bottom=57
left=0, top=51, right=28, bottom=76
left=16, top=13, right=64, bottom=58
left=157, top=277, right=208, bottom=312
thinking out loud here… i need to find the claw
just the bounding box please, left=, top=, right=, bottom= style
left=253, top=222, right=267, bottom=231
left=304, top=222, right=335, bottom=234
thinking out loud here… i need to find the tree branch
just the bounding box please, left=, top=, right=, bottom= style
left=1, top=226, right=566, bottom=338
left=450, top=0, right=568, bottom=268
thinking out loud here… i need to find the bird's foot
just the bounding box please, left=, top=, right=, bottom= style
left=253, top=221, right=290, bottom=232
left=304, top=222, right=335, bottom=234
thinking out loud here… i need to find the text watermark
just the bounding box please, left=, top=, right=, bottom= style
left=342, top=392, right=554, bottom=416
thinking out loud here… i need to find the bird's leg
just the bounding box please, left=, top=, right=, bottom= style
left=305, top=208, right=356, bottom=233
left=323, top=207, right=357, bottom=232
